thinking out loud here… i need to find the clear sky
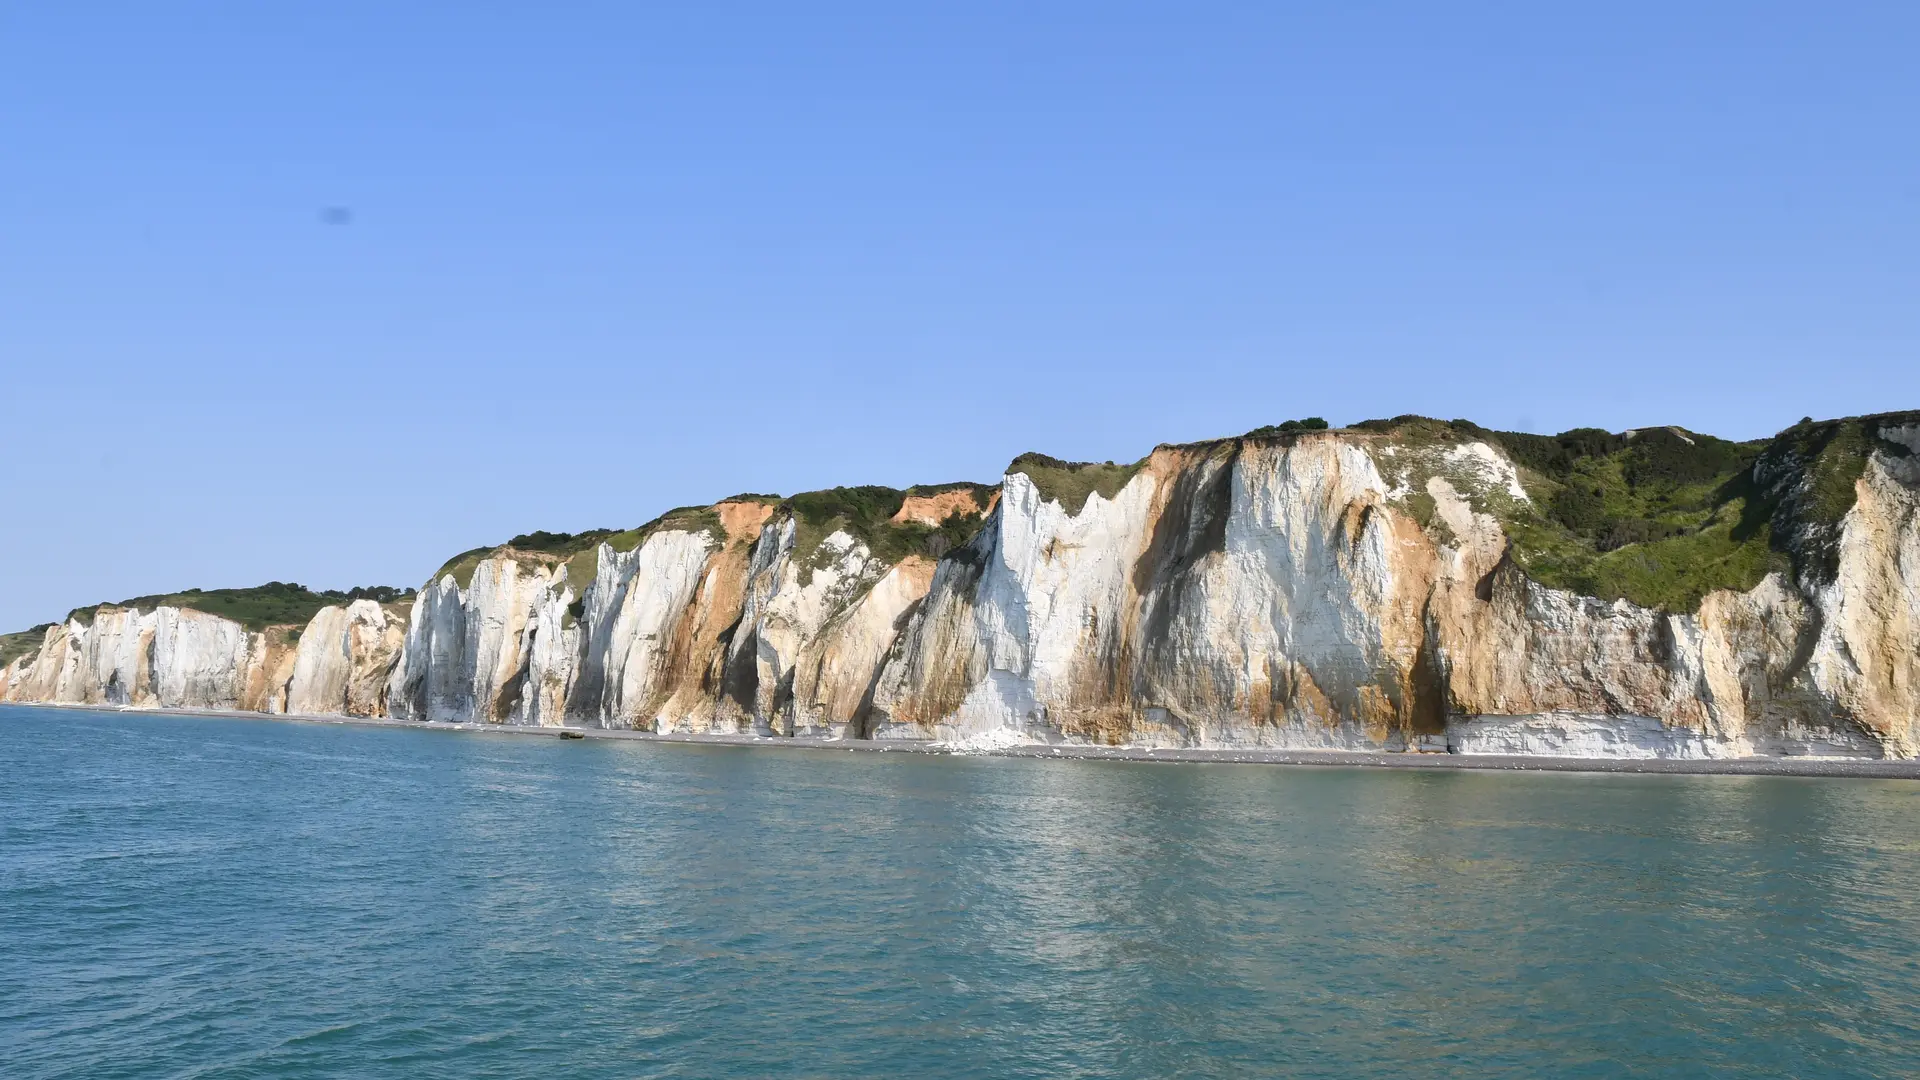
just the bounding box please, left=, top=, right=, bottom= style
left=2, top=2, right=1916, bottom=630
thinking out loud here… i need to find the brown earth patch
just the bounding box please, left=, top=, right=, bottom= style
left=890, top=490, right=984, bottom=527
left=655, top=539, right=758, bottom=730
left=716, top=500, right=777, bottom=544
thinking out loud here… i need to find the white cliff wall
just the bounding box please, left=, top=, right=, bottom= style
left=584, top=530, right=717, bottom=728
left=283, top=601, right=408, bottom=717
left=787, top=557, right=938, bottom=737
left=1805, top=451, right=1920, bottom=755
left=0, top=608, right=267, bottom=711
left=710, top=521, right=901, bottom=735
left=6, top=427, right=1917, bottom=760
left=869, top=440, right=1441, bottom=747
left=387, top=556, right=579, bottom=726
left=870, top=432, right=1916, bottom=758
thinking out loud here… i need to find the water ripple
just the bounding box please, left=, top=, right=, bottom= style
left=3, top=707, right=1919, bottom=1078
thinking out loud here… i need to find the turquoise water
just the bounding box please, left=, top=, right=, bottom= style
left=3, top=706, right=1919, bottom=1078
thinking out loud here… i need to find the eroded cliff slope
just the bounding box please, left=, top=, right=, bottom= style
left=5, top=414, right=1915, bottom=759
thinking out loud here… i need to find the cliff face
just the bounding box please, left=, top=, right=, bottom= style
left=284, top=601, right=408, bottom=717
left=867, top=429, right=1917, bottom=757
left=6, top=415, right=1916, bottom=759
left=0, top=600, right=405, bottom=717
left=381, top=497, right=951, bottom=736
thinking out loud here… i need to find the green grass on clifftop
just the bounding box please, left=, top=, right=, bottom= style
left=786, top=483, right=995, bottom=581
left=63, top=582, right=417, bottom=634
left=1, top=624, right=54, bottom=668
left=429, top=509, right=741, bottom=591
left=430, top=547, right=497, bottom=590
left=1745, top=412, right=1920, bottom=579
left=1244, top=417, right=1329, bottom=437
left=1006, top=453, right=1147, bottom=514
left=426, top=484, right=996, bottom=597
left=1355, top=415, right=1777, bottom=611
left=1355, top=412, right=1918, bottom=612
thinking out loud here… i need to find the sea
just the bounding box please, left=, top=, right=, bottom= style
left=3, top=704, right=1918, bottom=1078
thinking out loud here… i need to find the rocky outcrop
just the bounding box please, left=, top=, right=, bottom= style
left=715, top=519, right=898, bottom=735
left=1806, top=453, right=1920, bottom=754
left=788, top=557, right=937, bottom=736
left=386, top=554, right=578, bottom=725
left=284, top=601, right=408, bottom=717
left=6, top=415, right=1917, bottom=759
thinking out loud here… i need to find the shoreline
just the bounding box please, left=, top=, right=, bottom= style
left=5, top=700, right=1919, bottom=779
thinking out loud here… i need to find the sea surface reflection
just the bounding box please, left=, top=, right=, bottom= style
left=3, top=705, right=1918, bottom=1078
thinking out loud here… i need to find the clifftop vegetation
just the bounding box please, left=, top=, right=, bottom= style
left=429, top=505, right=737, bottom=591
left=65, top=582, right=416, bottom=633
left=1749, top=412, right=1920, bottom=579
left=1354, top=412, right=1918, bottom=612
left=427, top=485, right=998, bottom=594
left=1244, top=417, right=1329, bottom=438
left=0, top=624, right=54, bottom=668
left=1007, top=453, right=1146, bottom=514
left=786, top=483, right=996, bottom=579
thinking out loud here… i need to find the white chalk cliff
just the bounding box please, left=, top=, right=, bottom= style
left=1, top=600, right=403, bottom=718
left=6, top=415, right=1917, bottom=759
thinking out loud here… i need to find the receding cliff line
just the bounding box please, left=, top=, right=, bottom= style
left=5, top=414, right=1916, bottom=759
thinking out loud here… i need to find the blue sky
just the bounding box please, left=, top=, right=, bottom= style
left=2, top=2, right=1916, bottom=629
